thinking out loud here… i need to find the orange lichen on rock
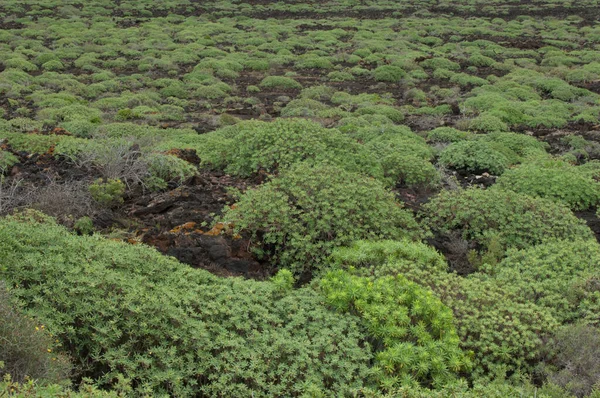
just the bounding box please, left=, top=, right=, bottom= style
left=204, top=222, right=236, bottom=236
left=170, top=222, right=197, bottom=234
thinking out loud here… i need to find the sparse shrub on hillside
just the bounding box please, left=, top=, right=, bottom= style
left=355, top=104, right=405, bottom=123
left=0, top=214, right=374, bottom=396
left=329, top=240, right=559, bottom=380
left=219, top=163, right=424, bottom=276
left=381, top=154, right=440, bottom=187
left=144, top=153, right=197, bottom=190
left=199, top=118, right=384, bottom=179
left=260, top=76, right=302, bottom=90
left=89, top=178, right=125, bottom=207
left=373, top=65, right=406, bottom=82
left=439, top=141, right=510, bottom=175
left=320, top=269, right=471, bottom=390
left=422, top=188, right=593, bottom=250
left=0, top=151, right=19, bottom=174
left=468, top=113, right=509, bottom=132
left=479, top=239, right=600, bottom=323
left=427, top=127, right=473, bottom=143
left=494, top=159, right=600, bottom=210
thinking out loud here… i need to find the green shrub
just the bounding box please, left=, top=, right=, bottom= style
left=201, top=118, right=384, bottom=179
left=420, top=58, right=461, bottom=71
left=0, top=213, right=373, bottom=396
left=259, top=76, right=302, bottom=90
left=355, top=105, right=405, bottom=123
left=494, top=159, right=600, bottom=210
left=219, top=163, right=423, bottom=276
left=0, top=377, right=118, bottom=397
left=438, top=141, right=510, bottom=175
left=468, top=54, right=496, bottom=67
left=74, top=216, right=94, bottom=235
left=0, top=282, right=71, bottom=385
left=0, top=151, right=19, bottom=174
left=479, top=239, right=600, bottom=323
left=3, top=58, right=38, bottom=72
left=88, top=178, right=125, bottom=207
left=381, top=154, right=440, bottom=187
left=41, top=60, right=65, bottom=71
left=479, top=132, right=548, bottom=163
left=327, top=70, right=355, bottom=81
left=422, top=188, right=593, bottom=250
left=468, top=114, right=509, bottom=132
left=366, top=133, right=434, bottom=162
left=279, top=98, right=330, bottom=118
left=59, top=119, right=98, bottom=138
left=329, top=240, right=559, bottom=380
left=4, top=133, right=62, bottom=154
left=449, top=73, right=489, bottom=87
left=427, top=127, right=473, bottom=143
left=373, top=65, right=406, bottom=82
left=294, top=56, right=333, bottom=69
left=320, top=269, right=470, bottom=390
left=145, top=153, right=197, bottom=191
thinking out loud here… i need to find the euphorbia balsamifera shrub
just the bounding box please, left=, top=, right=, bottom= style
left=319, top=269, right=471, bottom=390
left=438, top=140, right=510, bottom=175
left=477, top=239, right=600, bottom=323
left=219, top=162, right=424, bottom=276
left=198, top=118, right=384, bottom=179
left=422, top=188, right=593, bottom=251
left=427, top=127, right=473, bottom=144
left=329, top=240, right=559, bottom=380
left=0, top=212, right=374, bottom=397
left=360, top=129, right=438, bottom=186
left=494, top=158, right=600, bottom=210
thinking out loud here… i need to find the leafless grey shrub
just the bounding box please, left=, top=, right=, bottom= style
left=0, top=177, right=24, bottom=215
left=30, top=178, right=94, bottom=222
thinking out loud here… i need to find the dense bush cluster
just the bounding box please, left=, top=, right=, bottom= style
left=2, top=0, right=600, bottom=396
left=422, top=188, right=592, bottom=250
left=0, top=213, right=373, bottom=397
left=219, top=162, right=423, bottom=276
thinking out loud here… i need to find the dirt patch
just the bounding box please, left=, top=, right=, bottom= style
left=124, top=171, right=270, bottom=279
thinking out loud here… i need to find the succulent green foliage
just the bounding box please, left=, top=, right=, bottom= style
left=439, top=132, right=546, bottom=175
left=220, top=163, right=424, bottom=276
left=478, top=239, right=600, bottom=323
left=88, top=178, right=125, bottom=207
left=145, top=153, right=197, bottom=190
left=329, top=240, right=559, bottom=380
left=468, top=114, right=509, bottom=133
left=494, top=158, right=600, bottom=210
left=355, top=105, right=405, bottom=123
left=422, top=188, right=593, bottom=250
left=439, top=141, right=510, bottom=175
left=381, top=154, right=440, bottom=187
left=427, top=127, right=473, bottom=143
left=0, top=151, right=19, bottom=174
left=3, top=133, right=63, bottom=154
left=200, top=118, right=384, bottom=179
left=259, top=76, right=302, bottom=90
left=320, top=269, right=471, bottom=390
left=373, top=65, right=406, bottom=82
left=0, top=213, right=373, bottom=397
